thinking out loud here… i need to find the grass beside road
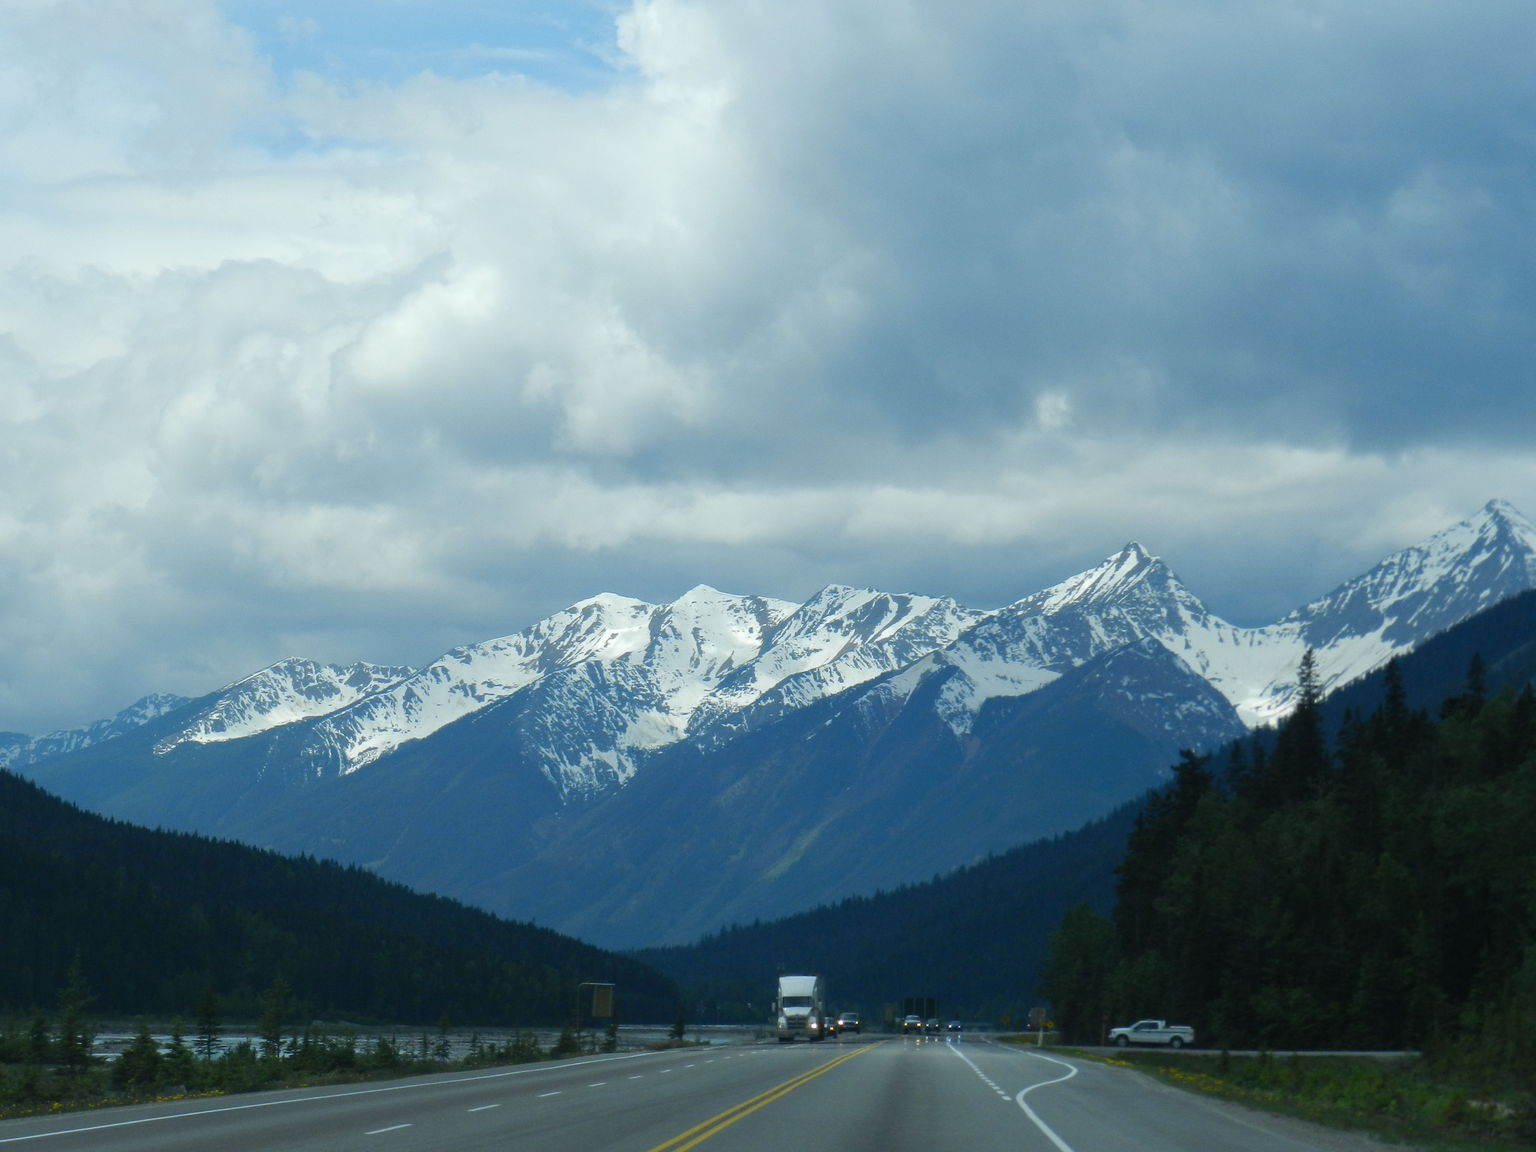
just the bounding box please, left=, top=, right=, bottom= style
left=997, top=1038, right=1534, bottom=1150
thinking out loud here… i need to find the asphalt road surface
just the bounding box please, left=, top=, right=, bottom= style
left=0, top=1034, right=1412, bottom=1151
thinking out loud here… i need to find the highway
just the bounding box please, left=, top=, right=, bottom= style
left=0, top=1034, right=1407, bottom=1151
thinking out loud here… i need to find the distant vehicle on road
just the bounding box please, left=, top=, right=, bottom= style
left=776, top=975, right=829, bottom=1042
left=924, top=1018, right=941, bottom=1035
left=946, top=1020, right=962, bottom=1034
left=901, top=1015, right=923, bottom=1033
left=1107, top=1019, right=1195, bottom=1048
left=836, top=1012, right=861, bottom=1034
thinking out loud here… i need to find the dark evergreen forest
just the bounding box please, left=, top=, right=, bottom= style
left=0, top=769, right=676, bottom=1025
left=1044, top=639, right=1536, bottom=1071
left=650, top=589, right=1536, bottom=1053
left=637, top=801, right=1137, bottom=1025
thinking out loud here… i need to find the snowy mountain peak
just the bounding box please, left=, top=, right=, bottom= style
left=43, top=497, right=1536, bottom=815
left=1022, top=542, right=1197, bottom=616
left=0, top=692, right=194, bottom=768
left=1279, top=498, right=1536, bottom=653
left=156, top=658, right=414, bottom=752
left=1471, top=498, right=1536, bottom=562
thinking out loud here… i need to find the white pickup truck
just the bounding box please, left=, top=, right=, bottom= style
left=1107, top=1019, right=1195, bottom=1048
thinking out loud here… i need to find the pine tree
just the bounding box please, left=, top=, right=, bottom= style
left=55, top=955, right=94, bottom=1075
left=195, top=986, right=222, bottom=1062
left=1040, top=903, right=1117, bottom=1045
left=112, top=1022, right=162, bottom=1094
left=1247, top=649, right=1329, bottom=805
left=259, top=977, right=290, bottom=1061
left=26, top=1014, right=49, bottom=1064
left=162, top=1020, right=197, bottom=1088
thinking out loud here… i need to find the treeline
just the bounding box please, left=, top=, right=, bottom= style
left=1, top=968, right=572, bottom=1118
left=639, top=802, right=1136, bottom=1024
left=1043, top=651, right=1536, bottom=1072
left=0, top=768, right=676, bottom=1025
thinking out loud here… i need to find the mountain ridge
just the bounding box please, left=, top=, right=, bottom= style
left=14, top=499, right=1536, bottom=948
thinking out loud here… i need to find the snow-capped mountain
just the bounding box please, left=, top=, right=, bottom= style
left=14, top=499, right=1536, bottom=948
left=113, top=583, right=983, bottom=800
left=81, top=499, right=1536, bottom=794
left=884, top=498, right=1536, bottom=733
left=290, top=587, right=799, bottom=790
left=155, top=659, right=414, bottom=754
left=684, top=585, right=986, bottom=746
left=0, top=693, right=190, bottom=769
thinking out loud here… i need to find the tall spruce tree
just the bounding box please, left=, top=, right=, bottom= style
left=55, top=955, right=94, bottom=1075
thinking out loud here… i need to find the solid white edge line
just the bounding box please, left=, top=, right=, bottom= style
left=0, top=1048, right=667, bottom=1144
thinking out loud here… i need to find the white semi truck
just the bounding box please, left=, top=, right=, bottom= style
left=775, top=974, right=828, bottom=1042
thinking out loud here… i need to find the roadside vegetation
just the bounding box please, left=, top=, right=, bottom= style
left=1010, top=1044, right=1533, bottom=1151
left=0, top=995, right=631, bottom=1122
left=1040, top=649, right=1536, bottom=1146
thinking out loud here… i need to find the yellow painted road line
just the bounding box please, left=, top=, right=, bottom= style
left=645, top=1043, right=881, bottom=1152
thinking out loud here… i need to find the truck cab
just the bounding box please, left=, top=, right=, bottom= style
left=776, top=975, right=827, bottom=1042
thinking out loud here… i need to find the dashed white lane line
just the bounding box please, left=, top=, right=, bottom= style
left=945, top=1042, right=1012, bottom=1100
left=537, top=1091, right=562, bottom=1098
left=364, top=1123, right=412, bottom=1135
left=468, top=1104, right=500, bottom=1112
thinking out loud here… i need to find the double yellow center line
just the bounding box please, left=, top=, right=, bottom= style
left=645, top=1042, right=881, bottom=1152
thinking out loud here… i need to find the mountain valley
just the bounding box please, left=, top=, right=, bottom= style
left=11, top=499, right=1536, bottom=948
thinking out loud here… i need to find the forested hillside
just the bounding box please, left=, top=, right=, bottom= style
left=637, top=802, right=1138, bottom=1024
left=1044, top=645, right=1536, bottom=1070
left=0, top=769, right=676, bottom=1025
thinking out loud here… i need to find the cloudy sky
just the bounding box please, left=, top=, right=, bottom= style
left=4, top=0, right=1535, bottom=734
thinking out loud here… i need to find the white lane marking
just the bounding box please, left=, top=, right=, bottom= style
left=468, top=1104, right=500, bottom=1112
left=588, top=1082, right=607, bottom=1087
left=945, top=1042, right=1012, bottom=1099
left=1014, top=1050, right=1082, bottom=1152
left=0, top=1048, right=670, bottom=1144
left=629, top=1075, right=645, bottom=1080
left=537, top=1091, right=562, bottom=1098
left=365, top=1123, right=412, bottom=1135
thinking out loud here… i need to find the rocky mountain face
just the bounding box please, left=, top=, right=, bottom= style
left=16, top=500, right=1536, bottom=948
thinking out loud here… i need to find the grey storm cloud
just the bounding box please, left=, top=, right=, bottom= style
left=2, top=0, right=1535, bottom=733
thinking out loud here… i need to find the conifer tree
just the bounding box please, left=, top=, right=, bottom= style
left=26, top=1014, right=49, bottom=1064
left=195, top=986, right=222, bottom=1061
left=55, top=955, right=94, bottom=1075
left=112, top=1022, right=162, bottom=1093
left=1040, top=902, right=1116, bottom=1045
left=259, top=977, right=290, bottom=1061
left=162, top=1020, right=197, bottom=1087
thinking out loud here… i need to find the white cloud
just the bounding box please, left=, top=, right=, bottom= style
left=1, top=0, right=1534, bottom=732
